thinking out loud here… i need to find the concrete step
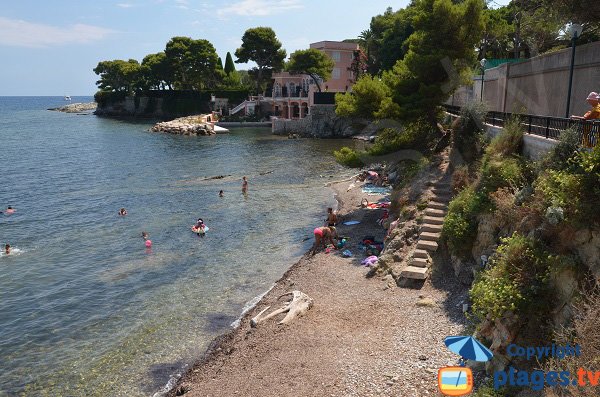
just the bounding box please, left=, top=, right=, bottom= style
left=428, top=201, right=447, bottom=210
left=423, top=215, right=445, bottom=225
left=432, top=193, right=452, bottom=203
left=417, top=240, right=439, bottom=252
left=419, top=231, right=441, bottom=241
left=425, top=208, right=446, bottom=217
left=421, top=223, right=443, bottom=233
left=414, top=249, right=430, bottom=259
left=411, top=257, right=430, bottom=268
left=433, top=186, right=452, bottom=195
left=400, top=265, right=429, bottom=280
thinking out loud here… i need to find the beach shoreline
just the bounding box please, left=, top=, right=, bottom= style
left=163, top=171, right=469, bottom=397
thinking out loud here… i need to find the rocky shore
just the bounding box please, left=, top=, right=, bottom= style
left=48, top=102, right=97, bottom=113
left=164, top=162, right=469, bottom=397
left=150, top=115, right=221, bottom=136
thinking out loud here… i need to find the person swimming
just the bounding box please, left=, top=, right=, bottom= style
left=219, top=190, right=224, bottom=197
left=119, top=208, right=127, bottom=216
left=142, top=231, right=152, bottom=248
left=5, top=206, right=15, bottom=215
left=193, top=218, right=207, bottom=236
left=4, top=244, right=10, bottom=255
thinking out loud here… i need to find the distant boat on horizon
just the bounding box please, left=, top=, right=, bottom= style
left=64, top=95, right=72, bottom=101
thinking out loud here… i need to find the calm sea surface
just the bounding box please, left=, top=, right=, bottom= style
left=0, top=97, right=359, bottom=396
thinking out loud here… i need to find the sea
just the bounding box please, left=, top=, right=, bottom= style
left=0, top=96, right=360, bottom=396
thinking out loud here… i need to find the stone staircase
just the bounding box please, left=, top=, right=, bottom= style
left=399, top=180, right=453, bottom=281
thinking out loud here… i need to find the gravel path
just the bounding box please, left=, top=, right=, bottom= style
left=168, top=179, right=469, bottom=397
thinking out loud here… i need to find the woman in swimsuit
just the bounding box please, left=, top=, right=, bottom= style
left=311, top=226, right=338, bottom=254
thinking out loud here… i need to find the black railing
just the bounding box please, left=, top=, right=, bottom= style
left=443, top=105, right=600, bottom=147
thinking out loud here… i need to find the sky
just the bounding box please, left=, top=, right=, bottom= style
left=0, top=0, right=511, bottom=96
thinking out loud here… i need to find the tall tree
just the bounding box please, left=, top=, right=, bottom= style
left=94, top=59, right=142, bottom=93
left=224, top=52, right=236, bottom=75
left=235, top=27, right=286, bottom=94
left=383, top=0, right=485, bottom=123
left=141, top=52, right=173, bottom=90
left=164, top=36, right=223, bottom=90
left=285, top=49, right=335, bottom=92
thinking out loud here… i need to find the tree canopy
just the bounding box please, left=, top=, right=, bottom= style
left=235, top=27, right=286, bottom=93
left=164, top=36, right=223, bottom=90
left=93, top=59, right=142, bottom=93
left=285, top=49, right=335, bottom=92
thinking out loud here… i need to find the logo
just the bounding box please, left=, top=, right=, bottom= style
left=438, top=336, right=494, bottom=396
left=438, top=366, right=473, bottom=396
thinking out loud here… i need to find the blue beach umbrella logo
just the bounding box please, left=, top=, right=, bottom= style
left=444, top=336, right=494, bottom=362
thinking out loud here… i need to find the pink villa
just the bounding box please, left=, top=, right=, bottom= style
left=271, top=41, right=360, bottom=119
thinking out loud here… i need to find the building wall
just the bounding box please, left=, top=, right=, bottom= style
left=310, top=41, right=358, bottom=93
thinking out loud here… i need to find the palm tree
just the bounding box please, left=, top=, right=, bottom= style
left=358, top=29, right=375, bottom=74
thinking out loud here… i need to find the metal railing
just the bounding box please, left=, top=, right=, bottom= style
left=443, top=105, right=600, bottom=147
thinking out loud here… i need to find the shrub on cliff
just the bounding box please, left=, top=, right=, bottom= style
left=452, top=101, right=487, bottom=163
left=485, top=116, right=523, bottom=158
left=470, top=233, right=555, bottom=322
left=443, top=186, right=487, bottom=257
left=333, top=147, right=364, bottom=168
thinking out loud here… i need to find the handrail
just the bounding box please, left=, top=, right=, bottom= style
left=442, top=104, right=600, bottom=147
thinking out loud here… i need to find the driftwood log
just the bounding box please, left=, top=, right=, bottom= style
left=250, top=290, right=313, bottom=327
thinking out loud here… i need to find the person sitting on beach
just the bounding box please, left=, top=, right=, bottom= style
left=325, top=207, right=337, bottom=227
left=219, top=190, right=224, bottom=197
left=311, top=226, right=338, bottom=254
left=242, top=176, right=248, bottom=194
left=119, top=208, right=127, bottom=216
left=4, top=244, right=10, bottom=255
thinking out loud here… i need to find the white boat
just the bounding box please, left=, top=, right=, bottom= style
left=64, top=95, right=72, bottom=101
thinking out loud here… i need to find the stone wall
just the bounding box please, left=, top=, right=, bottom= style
left=272, top=104, right=361, bottom=138
left=448, top=41, right=600, bottom=117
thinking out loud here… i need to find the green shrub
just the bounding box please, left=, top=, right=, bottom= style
left=443, top=186, right=487, bottom=257
left=540, top=127, right=580, bottom=171
left=470, top=233, right=555, bottom=321
left=333, top=147, right=364, bottom=168
left=479, top=156, right=526, bottom=194
left=486, top=116, right=523, bottom=158
left=94, top=90, right=127, bottom=107
left=453, top=101, right=487, bottom=163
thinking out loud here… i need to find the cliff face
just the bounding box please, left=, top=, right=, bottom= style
left=272, top=105, right=367, bottom=138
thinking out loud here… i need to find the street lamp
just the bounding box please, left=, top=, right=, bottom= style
left=480, top=58, right=487, bottom=102
left=565, top=23, right=583, bottom=118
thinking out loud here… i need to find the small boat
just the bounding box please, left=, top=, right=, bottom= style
left=64, top=95, right=72, bottom=101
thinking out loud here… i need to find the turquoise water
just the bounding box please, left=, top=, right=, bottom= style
left=0, top=97, right=357, bottom=396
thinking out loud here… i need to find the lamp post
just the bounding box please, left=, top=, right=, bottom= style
left=565, top=23, right=583, bottom=118
left=480, top=58, right=487, bottom=102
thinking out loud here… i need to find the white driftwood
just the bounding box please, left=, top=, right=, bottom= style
left=250, top=291, right=313, bottom=327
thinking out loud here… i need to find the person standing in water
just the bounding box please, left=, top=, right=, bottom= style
left=325, top=207, right=337, bottom=227
left=119, top=208, right=127, bottom=216
left=219, top=190, right=224, bottom=197
left=242, top=176, right=248, bottom=195
left=4, top=244, right=10, bottom=255
left=142, top=231, right=152, bottom=248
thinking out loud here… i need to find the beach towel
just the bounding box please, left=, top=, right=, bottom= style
left=361, top=255, right=379, bottom=267
left=343, top=220, right=361, bottom=225
left=362, top=184, right=392, bottom=195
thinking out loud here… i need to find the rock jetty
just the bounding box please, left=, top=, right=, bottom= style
left=48, top=102, right=97, bottom=113
left=150, top=115, right=217, bottom=136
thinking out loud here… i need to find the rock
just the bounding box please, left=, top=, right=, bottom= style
left=416, top=297, right=436, bottom=307
left=48, top=102, right=97, bottom=113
